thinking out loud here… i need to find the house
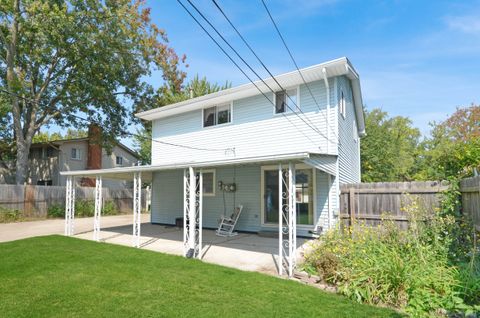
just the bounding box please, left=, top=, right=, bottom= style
left=61, top=57, right=365, bottom=276
left=2, top=126, right=140, bottom=189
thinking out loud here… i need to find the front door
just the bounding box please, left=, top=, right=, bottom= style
left=262, top=166, right=314, bottom=226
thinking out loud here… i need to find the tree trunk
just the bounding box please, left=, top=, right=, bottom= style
left=15, top=140, right=30, bottom=185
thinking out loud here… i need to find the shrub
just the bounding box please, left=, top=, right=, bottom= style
left=303, top=198, right=475, bottom=317
left=102, top=200, right=117, bottom=215
left=75, top=199, right=95, bottom=217
left=0, top=206, right=22, bottom=223
left=47, top=204, right=64, bottom=218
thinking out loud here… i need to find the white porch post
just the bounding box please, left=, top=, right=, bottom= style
left=198, top=170, right=203, bottom=259
left=64, top=176, right=75, bottom=236
left=188, top=167, right=196, bottom=251
left=93, top=176, right=102, bottom=241
left=288, top=162, right=297, bottom=277
left=183, top=169, right=188, bottom=256
left=278, top=164, right=283, bottom=276
left=132, top=172, right=142, bottom=248
left=278, top=163, right=297, bottom=277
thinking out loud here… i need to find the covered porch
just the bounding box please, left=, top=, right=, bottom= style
left=60, top=152, right=338, bottom=277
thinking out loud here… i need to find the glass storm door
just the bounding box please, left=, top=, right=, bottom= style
left=263, top=168, right=314, bottom=225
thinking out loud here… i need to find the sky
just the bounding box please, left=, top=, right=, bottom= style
left=143, top=0, right=480, bottom=137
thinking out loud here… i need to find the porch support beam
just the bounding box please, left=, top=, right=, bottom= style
left=288, top=162, right=297, bottom=277
left=198, top=170, right=203, bottom=259
left=278, top=163, right=283, bottom=276
left=132, top=172, right=142, bottom=248
left=183, top=167, right=202, bottom=258
left=93, top=176, right=102, bottom=241
left=64, top=176, right=75, bottom=236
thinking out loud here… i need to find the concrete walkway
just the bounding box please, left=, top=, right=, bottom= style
left=1, top=215, right=309, bottom=275
left=0, top=214, right=149, bottom=243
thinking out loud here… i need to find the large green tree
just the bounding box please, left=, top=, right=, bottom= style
left=361, top=108, right=421, bottom=182
left=416, top=104, right=480, bottom=180
left=135, top=75, right=231, bottom=164
left=0, top=0, right=186, bottom=184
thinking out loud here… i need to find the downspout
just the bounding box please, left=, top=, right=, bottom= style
left=322, top=67, right=330, bottom=155
left=334, top=77, right=340, bottom=228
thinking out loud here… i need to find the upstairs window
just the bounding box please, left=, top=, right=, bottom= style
left=203, top=103, right=232, bottom=127
left=275, top=88, right=298, bottom=114
left=116, top=156, right=123, bottom=166
left=71, top=148, right=81, bottom=160
left=340, top=90, right=346, bottom=119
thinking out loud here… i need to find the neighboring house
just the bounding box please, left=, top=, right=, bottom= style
left=2, top=127, right=140, bottom=189
left=62, top=57, right=365, bottom=237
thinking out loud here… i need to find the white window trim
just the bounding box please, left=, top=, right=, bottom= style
left=272, top=86, right=300, bottom=116
left=202, top=102, right=233, bottom=129
left=260, top=163, right=316, bottom=229
left=200, top=169, right=216, bottom=197
left=116, top=156, right=124, bottom=166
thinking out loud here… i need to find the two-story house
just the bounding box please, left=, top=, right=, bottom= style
left=1, top=126, right=140, bottom=189
left=61, top=57, right=365, bottom=275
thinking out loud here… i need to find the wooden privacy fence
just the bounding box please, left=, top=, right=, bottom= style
left=339, top=181, right=449, bottom=229
left=460, top=176, right=480, bottom=231
left=0, top=184, right=150, bottom=218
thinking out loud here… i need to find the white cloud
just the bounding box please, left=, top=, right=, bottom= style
left=445, top=14, right=480, bottom=34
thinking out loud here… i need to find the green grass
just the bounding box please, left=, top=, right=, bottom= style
left=0, top=236, right=401, bottom=317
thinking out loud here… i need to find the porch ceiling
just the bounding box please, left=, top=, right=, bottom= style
left=59, top=152, right=315, bottom=181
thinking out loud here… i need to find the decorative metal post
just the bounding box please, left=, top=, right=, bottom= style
left=198, top=170, right=203, bottom=259
left=132, top=172, right=142, bottom=247
left=93, top=176, right=102, bottom=241
left=278, top=163, right=297, bottom=277
left=183, top=168, right=189, bottom=256
left=64, top=176, right=75, bottom=236
left=183, top=167, right=201, bottom=259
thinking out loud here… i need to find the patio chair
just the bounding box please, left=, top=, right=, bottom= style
left=216, top=205, right=244, bottom=237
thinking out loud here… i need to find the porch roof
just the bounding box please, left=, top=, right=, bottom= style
left=59, top=152, right=337, bottom=181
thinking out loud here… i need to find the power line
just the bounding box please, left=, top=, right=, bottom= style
left=260, top=0, right=338, bottom=140
left=210, top=0, right=337, bottom=143
left=175, top=0, right=319, bottom=147
left=0, top=87, right=232, bottom=153
left=183, top=0, right=333, bottom=145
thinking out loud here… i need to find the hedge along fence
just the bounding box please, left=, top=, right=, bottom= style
left=0, top=184, right=150, bottom=218
left=339, top=181, right=449, bottom=229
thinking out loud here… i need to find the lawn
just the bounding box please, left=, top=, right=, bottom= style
left=0, top=236, right=401, bottom=317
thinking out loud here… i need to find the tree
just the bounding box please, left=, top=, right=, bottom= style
left=0, top=0, right=186, bottom=184
left=417, top=104, right=480, bottom=179
left=361, top=108, right=421, bottom=182
left=134, top=75, right=231, bottom=164
left=31, top=128, right=87, bottom=143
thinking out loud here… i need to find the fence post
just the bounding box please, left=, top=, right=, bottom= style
left=24, top=184, right=35, bottom=217
left=349, top=188, right=355, bottom=227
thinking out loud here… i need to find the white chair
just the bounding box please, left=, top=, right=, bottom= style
left=216, top=205, right=244, bottom=237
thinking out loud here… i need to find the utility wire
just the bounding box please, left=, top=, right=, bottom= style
left=176, top=0, right=319, bottom=147
left=184, top=0, right=333, bottom=145
left=210, top=0, right=336, bottom=143
left=0, top=87, right=232, bottom=153
left=260, top=0, right=338, bottom=140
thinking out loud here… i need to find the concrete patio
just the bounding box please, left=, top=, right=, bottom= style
left=74, top=222, right=309, bottom=275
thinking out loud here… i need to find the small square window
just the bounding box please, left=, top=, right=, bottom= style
left=71, top=148, right=81, bottom=160
left=275, top=88, right=298, bottom=114
left=116, top=156, right=123, bottom=166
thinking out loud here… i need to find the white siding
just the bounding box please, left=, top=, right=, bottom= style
left=151, top=80, right=337, bottom=165
left=336, top=76, right=361, bottom=184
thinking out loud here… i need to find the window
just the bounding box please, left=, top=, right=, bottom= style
left=353, top=120, right=358, bottom=143
left=37, top=180, right=52, bottom=186
left=261, top=165, right=314, bottom=225
left=203, top=103, right=231, bottom=127
left=116, top=156, right=123, bottom=166
left=340, top=90, right=346, bottom=118
left=71, top=148, right=81, bottom=160
left=274, top=88, right=298, bottom=114
left=198, top=170, right=215, bottom=196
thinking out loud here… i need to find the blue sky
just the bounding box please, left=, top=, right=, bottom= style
left=144, top=0, right=479, bottom=137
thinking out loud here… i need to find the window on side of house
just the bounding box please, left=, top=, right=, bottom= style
left=274, top=88, right=298, bottom=114
left=71, top=148, right=81, bottom=160
left=198, top=170, right=215, bottom=196
left=340, top=90, right=346, bottom=119
left=116, top=156, right=123, bottom=166
left=203, top=104, right=231, bottom=127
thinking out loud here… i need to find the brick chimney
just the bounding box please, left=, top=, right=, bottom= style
left=81, top=124, right=102, bottom=187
